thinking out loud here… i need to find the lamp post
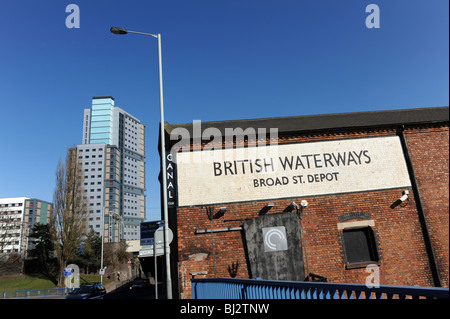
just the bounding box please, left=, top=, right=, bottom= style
left=100, top=207, right=105, bottom=285
left=110, top=26, right=172, bottom=299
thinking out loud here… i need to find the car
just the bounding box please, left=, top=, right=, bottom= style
left=130, top=279, right=147, bottom=290
left=65, top=283, right=106, bottom=299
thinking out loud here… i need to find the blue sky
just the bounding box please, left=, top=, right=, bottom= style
left=0, top=0, right=448, bottom=221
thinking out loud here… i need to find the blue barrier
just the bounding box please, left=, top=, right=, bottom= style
left=1, top=287, right=73, bottom=299
left=191, top=278, right=449, bottom=299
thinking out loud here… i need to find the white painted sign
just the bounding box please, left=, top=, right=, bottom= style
left=175, top=136, right=411, bottom=207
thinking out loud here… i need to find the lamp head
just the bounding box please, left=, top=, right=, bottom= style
left=110, top=26, right=128, bottom=35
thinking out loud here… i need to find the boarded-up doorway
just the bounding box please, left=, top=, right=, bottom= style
left=243, top=212, right=305, bottom=281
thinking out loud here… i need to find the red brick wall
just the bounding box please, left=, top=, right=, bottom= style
left=404, top=124, right=449, bottom=287
left=172, top=124, right=449, bottom=298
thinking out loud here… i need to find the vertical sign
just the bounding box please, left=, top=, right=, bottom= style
left=166, top=152, right=177, bottom=208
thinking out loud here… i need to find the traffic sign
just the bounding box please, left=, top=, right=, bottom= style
left=140, top=221, right=163, bottom=246
left=154, top=227, right=173, bottom=246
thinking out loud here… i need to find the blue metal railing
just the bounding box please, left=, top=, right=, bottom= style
left=1, top=287, right=73, bottom=299
left=191, top=278, right=449, bottom=299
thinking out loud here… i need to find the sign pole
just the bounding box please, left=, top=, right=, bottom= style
left=100, top=207, right=105, bottom=284
left=154, top=241, right=158, bottom=299
left=140, top=222, right=172, bottom=299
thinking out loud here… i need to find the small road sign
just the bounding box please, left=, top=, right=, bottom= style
left=154, top=227, right=173, bottom=246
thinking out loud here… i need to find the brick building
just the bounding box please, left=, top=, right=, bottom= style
left=161, top=106, right=449, bottom=298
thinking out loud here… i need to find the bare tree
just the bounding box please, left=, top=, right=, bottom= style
left=49, top=147, right=88, bottom=286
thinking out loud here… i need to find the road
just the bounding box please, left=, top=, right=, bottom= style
left=102, top=278, right=165, bottom=299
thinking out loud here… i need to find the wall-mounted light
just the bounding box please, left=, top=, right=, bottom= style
left=399, top=190, right=409, bottom=202
left=390, top=190, right=410, bottom=209
left=258, top=202, right=274, bottom=216
left=220, top=207, right=227, bottom=213
left=288, top=200, right=308, bottom=218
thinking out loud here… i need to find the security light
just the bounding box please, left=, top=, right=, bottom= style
left=399, top=190, right=409, bottom=202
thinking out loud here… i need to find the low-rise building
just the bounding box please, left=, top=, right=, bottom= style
left=162, top=106, right=449, bottom=298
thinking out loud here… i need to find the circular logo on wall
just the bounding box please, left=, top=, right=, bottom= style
left=262, top=226, right=288, bottom=252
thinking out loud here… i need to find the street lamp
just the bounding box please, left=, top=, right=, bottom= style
left=110, top=26, right=172, bottom=299
left=110, top=27, right=127, bottom=35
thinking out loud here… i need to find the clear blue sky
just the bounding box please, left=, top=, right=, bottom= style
left=0, top=0, right=448, bottom=221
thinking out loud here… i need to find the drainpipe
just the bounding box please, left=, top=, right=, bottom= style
left=399, top=125, right=442, bottom=287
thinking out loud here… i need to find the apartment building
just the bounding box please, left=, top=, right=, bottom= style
left=0, top=197, right=53, bottom=257
left=77, top=96, right=145, bottom=242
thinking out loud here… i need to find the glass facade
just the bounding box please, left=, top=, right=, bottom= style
left=90, top=97, right=113, bottom=144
